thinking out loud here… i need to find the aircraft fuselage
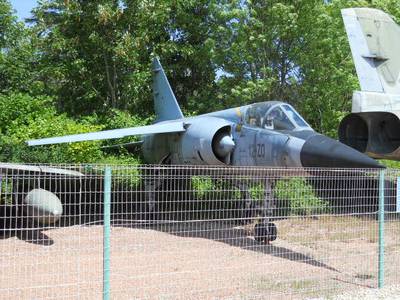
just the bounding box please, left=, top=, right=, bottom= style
left=143, top=101, right=381, bottom=168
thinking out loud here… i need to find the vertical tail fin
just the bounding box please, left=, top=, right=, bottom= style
left=342, top=8, right=400, bottom=94
left=152, top=58, right=184, bottom=122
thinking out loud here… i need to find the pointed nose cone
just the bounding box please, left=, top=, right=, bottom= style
left=300, top=135, right=383, bottom=168
left=215, top=135, right=235, bottom=158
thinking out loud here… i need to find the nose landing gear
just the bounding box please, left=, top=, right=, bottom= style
left=254, top=222, right=277, bottom=244
left=236, top=179, right=278, bottom=244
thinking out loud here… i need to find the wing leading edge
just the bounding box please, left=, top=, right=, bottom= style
left=27, top=121, right=186, bottom=146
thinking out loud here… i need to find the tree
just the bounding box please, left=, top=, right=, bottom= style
left=213, top=0, right=314, bottom=107
left=29, top=0, right=221, bottom=117
left=0, top=93, right=104, bottom=163
left=298, top=0, right=400, bottom=136
left=212, top=0, right=400, bottom=137
left=0, top=0, right=40, bottom=94
left=2, top=0, right=400, bottom=159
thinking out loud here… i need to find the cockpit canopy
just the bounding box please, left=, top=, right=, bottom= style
left=244, top=102, right=311, bottom=131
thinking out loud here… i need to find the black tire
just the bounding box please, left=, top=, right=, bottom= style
left=255, top=222, right=277, bottom=243
left=267, top=222, right=277, bottom=242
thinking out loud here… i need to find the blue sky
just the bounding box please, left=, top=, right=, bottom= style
left=10, top=0, right=38, bottom=21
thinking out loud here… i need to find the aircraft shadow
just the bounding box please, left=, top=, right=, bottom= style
left=0, top=206, right=54, bottom=246
left=0, top=227, right=54, bottom=246
left=16, top=229, right=54, bottom=246
left=113, top=220, right=338, bottom=273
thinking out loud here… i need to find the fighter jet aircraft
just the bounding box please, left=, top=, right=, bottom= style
left=339, top=8, right=400, bottom=160
left=27, top=57, right=381, bottom=243
left=28, top=58, right=380, bottom=169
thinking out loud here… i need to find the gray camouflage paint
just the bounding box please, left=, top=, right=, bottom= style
left=28, top=58, right=381, bottom=169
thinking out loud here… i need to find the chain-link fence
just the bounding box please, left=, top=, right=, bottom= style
left=0, top=164, right=398, bottom=299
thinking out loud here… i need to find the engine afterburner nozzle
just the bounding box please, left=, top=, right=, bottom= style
left=300, top=134, right=383, bottom=168
left=214, top=135, right=235, bottom=158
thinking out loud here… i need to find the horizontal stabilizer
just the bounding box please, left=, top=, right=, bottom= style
left=27, top=122, right=186, bottom=146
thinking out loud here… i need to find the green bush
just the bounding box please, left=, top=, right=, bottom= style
left=0, top=93, right=103, bottom=163
left=96, top=109, right=152, bottom=150
left=380, top=159, right=400, bottom=169
left=0, top=177, right=13, bottom=205
left=1, top=114, right=103, bottom=163
left=98, top=155, right=142, bottom=188
left=191, top=176, right=214, bottom=200
left=274, top=177, right=329, bottom=216
left=0, top=94, right=151, bottom=164
left=0, top=93, right=54, bottom=134
left=100, top=109, right=152, bottom=129
left=248, top=183, right=265, bottom=202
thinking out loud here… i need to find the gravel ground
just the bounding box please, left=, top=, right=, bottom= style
left=0, top=217, right=399, bottom=299
left=309, top=285, right=400, bottom=300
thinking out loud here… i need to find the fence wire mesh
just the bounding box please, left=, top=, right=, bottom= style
left=0, top=164, right=398, bottom=299
left=382, top=169, right=400, bottom=288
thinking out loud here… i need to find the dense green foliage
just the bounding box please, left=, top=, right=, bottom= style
left=1, top=0, right=400, bottom=163
left=0, top=93, right=102, bottom=162
left=275, top=177, right=329, bottom=216
left=191, top=176, right=214, bottom=199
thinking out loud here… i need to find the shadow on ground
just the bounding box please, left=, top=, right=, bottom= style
left=113, top=220, right=339, bottom=273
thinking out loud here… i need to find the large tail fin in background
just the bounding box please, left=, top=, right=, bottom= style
left=152, top=58, right=184, bottom=122
left=342, top=8, right=400, bottom=95
left=338, top=8, right=400, bottom=161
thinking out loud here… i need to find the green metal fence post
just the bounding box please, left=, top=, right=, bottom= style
left=378, top=169, right=385, bottom=289
left=103, top=166, right=112, bottom=300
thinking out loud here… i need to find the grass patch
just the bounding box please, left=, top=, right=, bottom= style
left=254, top=276, right=318, bottom=293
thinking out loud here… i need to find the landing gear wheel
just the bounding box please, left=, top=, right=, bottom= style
left=255, top=222, right=277, bottom=243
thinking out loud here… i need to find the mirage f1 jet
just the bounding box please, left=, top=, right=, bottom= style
left=339, top=8, right=400, bottom=160
left=28, top=59, right=380, bottom=169
left=26, top=55, right=381, bottom=244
